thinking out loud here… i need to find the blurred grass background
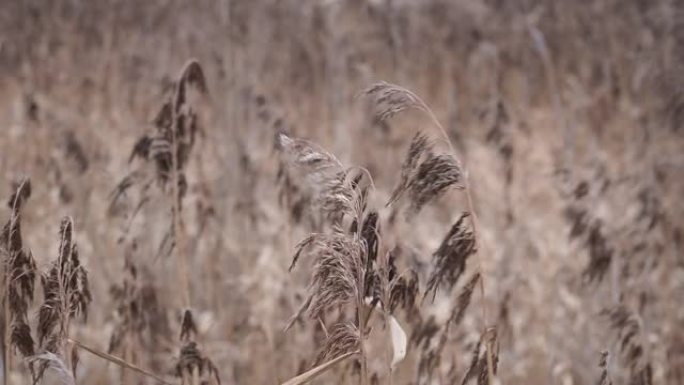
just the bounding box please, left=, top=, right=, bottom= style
left=1, top=1, right=683, bottom=384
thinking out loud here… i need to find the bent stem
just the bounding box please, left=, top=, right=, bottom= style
left=357, top=253, right=368, bottom=385
left=408, top=92, right=494, bottom=385
left=280, top=351, right=359, bottom=385
left=3, top=262, right=10, bottom=385
left=69, top=338, right=173, bottom=385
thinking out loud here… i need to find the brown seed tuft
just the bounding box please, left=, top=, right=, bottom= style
left=289, top=232, right=365, bottom=320
left=108, top=244, right=171, bottom=355
left=407, top=152, right=463, bottom=215
left=276, top=132, right=367, bottom=226
left=425, top=213, right=476, bottom=300
left=583, top=221, right=613, bottom=284
left=38, top=217, right=92, bottom=356
left=180, top=309, right=198, bottom=342
left=315, top=322, right=360, bottom=365
left=387, top=132, right=432, bottom=206
left=388, top=254, right=419, bottom=313
left=461, top=327, right=499, bottom=385
left=363, top=82, right=423, bottom=122
left=109, top=61, right=209, bottom=259
left=1, top=178, right=37, bottom=358
left=447, top=272, right=480, bottom=327
left=175, top=341, right=221, bottom=385
left=387, top=132, right=463, bottom=215
left=603, top=306, right=652, bottom=385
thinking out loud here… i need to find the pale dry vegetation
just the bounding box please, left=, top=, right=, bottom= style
left=1, top=1, right=683, bottom=385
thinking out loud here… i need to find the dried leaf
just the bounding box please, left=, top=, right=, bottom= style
left=389, top=315, right=407, bottom=369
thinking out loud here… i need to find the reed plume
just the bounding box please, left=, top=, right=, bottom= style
left=289, top=231, right=366, bottom=320
left=387, top=256, right=419, bottom=313
left=175, top=341, right=221, bottom=385
left=407, top=152, right=463, bottom=215
left=460, top=327, right=498, bottom=385
left=603, top=306, right=652, bottom=385
left=562, top=179, right=613, bottom=284
left=315, top=322, right=360, bottom=365
left=108, top=240, right=171, bottom=381
left=387, top=132, right=431, bottom=206
left=1, top=179, right=38, bottom=382
left=175, top=309, right=220, bottom=385
left=35, top=217, right=91, bottom=383
left=279, top=131, right=375, bottom=385
left=416, top=273, right=480, bottom=385
left=110, top=59, right=209, bottom=262
left=425, top=213, right=476, bottom=300
left=127, top=60, right=207, bottom=189
left=276, top=132, right=364, bottom=226
left=386, top=131, right=464, bottom=215
left=362, top=82, right=424, bottom=123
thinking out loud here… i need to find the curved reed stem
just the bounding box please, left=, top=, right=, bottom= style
left=399, top=85, right=495, bottom=385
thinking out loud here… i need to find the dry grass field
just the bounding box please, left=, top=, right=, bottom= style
left=1, top=1, right=683, bottom=384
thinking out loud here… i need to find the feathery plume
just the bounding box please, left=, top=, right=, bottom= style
left=34, top=217, right=91, bottom=383
left=276, top=132, right=367, bottom=225
left=175, top=341, right=221, bottom=385
left=407, top=152, right=463, bottom=215
left=583, top=221, right=613, bottom=284
left=387, top=132, right=463, bottom=215
left=447, top=273, right=480, bottom=327
left=388, top=252, right=419, bottom=313
left=180, top=309, right=198, bottom=342
left=461, top=327, right=498, bottom=385
left=363, top=82, right=424, bottom=122
left=603, top=306, right=652, bottom=385
left=315, top=322, right=360, bottom=365
left=425, top=213, right=476, bottom=300
left=387, top=132, right=432, bottom=206
left=289, top=232, right=365, bottom=319
left=1, top=178, right=38, bottom=358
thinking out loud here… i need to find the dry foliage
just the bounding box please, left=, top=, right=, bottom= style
left=0, top=2, right=682, bottom=385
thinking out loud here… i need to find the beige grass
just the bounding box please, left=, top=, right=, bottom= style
left=1, top=1, right=683, bottom=385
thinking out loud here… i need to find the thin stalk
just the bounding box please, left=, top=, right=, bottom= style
left=407, top=93, right=494, bottom=385
left=3, top=261, right=10, bottom=385
left=356, top=228, right=368, bottom=385
left=122, top=333, right=131, bottom=385
left=280, top=351, right=358, bottom=385
left=191, top=366, right=200, bottom=385
left=357, top=268, right=368, bottom=385
left=484, top=329, right=495, bottom=385
left=381, top=258, right=393, bottom=385
left=69, top=338, right=172, bottom=385
left=3, top=187, right=22, bottom=385
left=60, top=250, right=73, bottom=372
left=0, top=147, right=6, bottom=385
